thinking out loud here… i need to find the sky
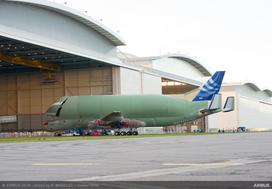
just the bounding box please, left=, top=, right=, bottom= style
left=55, top=0, right=272, bottom=90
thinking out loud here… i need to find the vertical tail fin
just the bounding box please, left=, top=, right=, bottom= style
left=193, top=71, right=225, bottom=101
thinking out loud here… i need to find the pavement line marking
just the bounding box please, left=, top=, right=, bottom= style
left=69, top=159, right=265, bottom=181
left=162, top=158, right=264, bottom=167
left=32, top=163, right=93, bottom=166
left=163, top=160, right=238, bottom=167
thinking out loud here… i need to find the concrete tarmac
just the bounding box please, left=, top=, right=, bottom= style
left=0, top=132, right=272, bottom=181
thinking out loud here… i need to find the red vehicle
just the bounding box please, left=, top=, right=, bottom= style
left=89, top=130, right=102, bottom=136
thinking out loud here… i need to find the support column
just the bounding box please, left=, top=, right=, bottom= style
left=112, top=67, right=121, bottom=95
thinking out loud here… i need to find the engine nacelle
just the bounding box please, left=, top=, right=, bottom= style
left=121, top=119, right=146, bottom=128
left=88, top=119, right=106, bottom=128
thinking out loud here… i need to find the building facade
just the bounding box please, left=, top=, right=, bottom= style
left=208, top=83, right=272, bottom=132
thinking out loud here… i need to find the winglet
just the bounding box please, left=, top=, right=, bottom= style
left=193, top=71, right=225, bottom=101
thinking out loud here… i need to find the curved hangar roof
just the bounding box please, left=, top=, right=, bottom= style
left=243, top=83, right=272, bottom=98
left=119, top=53, right=211, bottom=86
left=164, top=54, right=211, bottom=77
left=5, top=0, right=125, bottom=46
left=0, top=0, right=127, bottom=72
left=121, top=53, right=211, bottom=77
left=224, top=82, right=272, bottom=100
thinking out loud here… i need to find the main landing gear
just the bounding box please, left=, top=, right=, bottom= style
left=114, top=128, right=138, bottom=136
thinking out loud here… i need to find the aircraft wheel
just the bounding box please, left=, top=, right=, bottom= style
left=114, top=131, right=120, bottom=136
left=133, top=131, right=138, bottom=135
left=120, top=131, right=127, bottom=136
left=126, top=131, right=132, bottom=135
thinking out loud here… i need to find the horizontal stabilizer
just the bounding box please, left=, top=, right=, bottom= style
left=209, top=94, right=222, bottom=110
left=200, top=94, right=222, bottom=114
left=222, top=96, right=235, bottom=112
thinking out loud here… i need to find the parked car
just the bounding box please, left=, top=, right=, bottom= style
left=89, top=130, right=102, bottom=136
left=61, top=131, right=80, bottom=136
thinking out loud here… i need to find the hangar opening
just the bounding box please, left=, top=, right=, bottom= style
left=0, top=36, right=115, bottom=132
left=160, top=78, right=207, bottom=133
left=161, top=78, right=198, bottom=95
left=0, top=0, right=126, bottom=132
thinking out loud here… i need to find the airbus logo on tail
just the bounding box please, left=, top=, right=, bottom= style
left=193, top=71, right=225, bottom=101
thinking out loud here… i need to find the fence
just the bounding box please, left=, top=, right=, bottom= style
left=0, top=131, right=54, bottom=138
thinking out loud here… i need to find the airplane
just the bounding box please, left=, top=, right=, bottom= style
left=45, top=71, right=234, bottom=135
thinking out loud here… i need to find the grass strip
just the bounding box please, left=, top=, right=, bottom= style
left=0, top=133, right=219, bottom=144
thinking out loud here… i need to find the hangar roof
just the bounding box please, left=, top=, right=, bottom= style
left=5, top=0, right=125, bottom=46
left=0, top=35, right=111, bottom=73
left=120, top=53, right=211, bottom=77
left=165, top=54, right=211, bottom=77
left=263, top=89, right=272, bottom=97
left=243, top=83, right=261, bottom=92
left=223, top=82, right=272, bottom=98
left=244, top=83, right=272, bottom=97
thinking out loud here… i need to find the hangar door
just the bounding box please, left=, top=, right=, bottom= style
left=0, top=67, right=113, bottom=131
left=0, top=74, right=17, bottom=131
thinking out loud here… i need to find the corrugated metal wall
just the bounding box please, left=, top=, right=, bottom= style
left=239, top=96, right=272, bottom=130
left=0, top=74, right=17, bottom=131
left=0, top=67, right=113, bottom=131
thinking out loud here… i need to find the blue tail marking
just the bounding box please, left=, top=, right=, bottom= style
left=193, top=71, right=225, bottom=101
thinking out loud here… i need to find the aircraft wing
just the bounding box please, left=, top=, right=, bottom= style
left=88, top=111, right=145, bottom=128
left=101, top=111, right=123, bottom=122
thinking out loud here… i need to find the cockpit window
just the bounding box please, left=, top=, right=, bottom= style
left=47, top=105, right=60, bottom=114
left=57, top=96, right=69, bottom=103
left=46, top=97, right=69, bottom=116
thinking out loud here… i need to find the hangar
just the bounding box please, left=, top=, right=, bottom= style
left=0, top=0, right=127, bottom=131
left=119, top=53, right=211, bottom=96
left=0, top=0, right=210, bottom=132
left=208, top=83, right=272, bottom=132
left=2, top=0, right=271, bottom=133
